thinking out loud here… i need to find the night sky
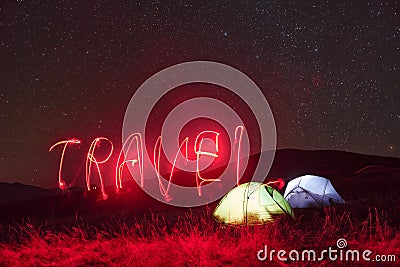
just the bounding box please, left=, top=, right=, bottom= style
left=0, top=1, right=399, bottom=188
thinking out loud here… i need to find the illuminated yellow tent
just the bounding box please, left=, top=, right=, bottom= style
left=213, top=182, right=293, bottom=225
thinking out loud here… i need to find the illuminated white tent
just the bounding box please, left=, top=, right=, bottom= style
left=213, top=182, right=293, bottom=225
left=284, top=175, right=345, bottom=208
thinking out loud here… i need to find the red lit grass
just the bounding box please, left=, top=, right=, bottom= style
left=0, top=207, right=399, bottom=266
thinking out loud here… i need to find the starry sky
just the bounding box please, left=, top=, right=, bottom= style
left=0, top=1, right=399, bottom=188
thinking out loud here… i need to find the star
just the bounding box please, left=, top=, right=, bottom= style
left=0, top=1, right=398, bottom=188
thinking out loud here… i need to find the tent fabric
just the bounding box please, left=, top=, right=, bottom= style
left=284, top=175, right=345, bottom=208
left=213, top=182, right=293, bottom=225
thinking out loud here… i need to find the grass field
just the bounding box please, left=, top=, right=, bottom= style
left=0, top=205, right=399, bottom=266
left=1, top=150, right=399, bottom=266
